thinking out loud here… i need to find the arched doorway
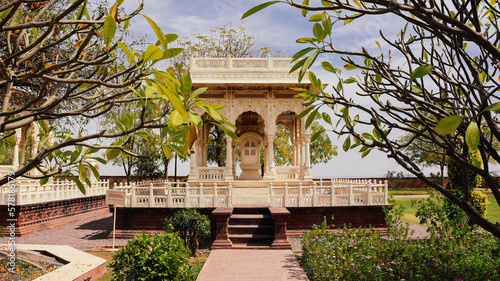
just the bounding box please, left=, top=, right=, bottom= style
left=235, top=111, right=265, bottom=180
left=238, top=133, right=263, bottom=180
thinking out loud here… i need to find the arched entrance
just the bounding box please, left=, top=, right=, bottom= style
left=238, top=133, right=263, bottom=180
left=234, top=111, right=265, bottom=180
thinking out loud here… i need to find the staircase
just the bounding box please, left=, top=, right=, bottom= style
left=228, top=207, right=274, bottom=248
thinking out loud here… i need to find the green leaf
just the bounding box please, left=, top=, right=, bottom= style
left=117, top=41, right=136, bottom=65
left=168, top=110, right=184, bottom=130
left=321, top=61, right=336, bottom=73
left=308, top=13, right=323, bottom=22
left=189, top=111, right=203, bottom=128
left=106, top=148, right=121, bottom=161
left=311, top=128, right=325, bottom=143
left=313, top=23, right=324, bottom=41
left=143, top=45, right=163, bottom=62
left=103, top=15, right=117, bottom=44
left=301, top=0, right=310, bottom=17
left=135, top=131, right=150, bottom=137
left=343, top=136, right=351, bottom=152
left=164, top=48, right=184, bottom=59
left=90, top=157, right=107, bottom=164
left=165, top=33, right=178, bottom=43
left=322, top=112, right=332, bottom=125
left=142, top=14, right=168, bottom=50
left=435, top=115, right=465, bottom=135
left=344, top=64, right=357, bottom=70
left=410, top=64, right=433, bottom=81
left=154, top=82, right=189, bottom=123
left=40, top=177, right=49, bottom=186
left=191, top=87, right=207, bottom=99
left=292, top=47, right=315, bottom=62
left=290, top=58, right=306, bottom=73
left=162, top=146, right=172, bottom=159
left=362, top=132, right=375, bottom=141
left=79, top=163, right=87, bottom=181
left=296, top=37, right=317, bottom=44
left=180, top=73, right=192, bottom=97
left=305, top=108, right=319, bottom=129
left=361, top=148, right=372, bottom=158
left=411, top=85, right=423, bottom=95
left=77, top=83, right=89, bottom=90
left=88, top=163, right=100, bottom=181
left=242, top=1, right=281, bottom=19
left=297, top=106, right=316, bottom=119
left=215, top=124, right=239, bottom=142
left=482, top=102, right=500, bottom=113
left=299, top=50, right=320, bottom=82
left=72, top=175, right=86, bottom=195
left=465, top=121, right=480, bottom=150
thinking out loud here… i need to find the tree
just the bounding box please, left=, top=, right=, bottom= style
left=398, top=133, right=446, bottom=186
left=244, top=1, right=500, bottom=238
left=0, top=0, right=230, bottom=191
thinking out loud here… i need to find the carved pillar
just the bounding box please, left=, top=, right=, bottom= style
left=13, top=128, right=21, bottom=168
left=263, top=143, right=269, bottom=179
left=188, top=140, right=198, bottom=182
left=269, top=207, right=292, bottom=249
left=304, top=136, right=312, bottom=180
left=267, top=137, right=275, bottom=180
left=225, top=136, right=234, bottom=181
left=30, top=122, right=40, bottom=157
left=211, top=207, right=233, bottom=249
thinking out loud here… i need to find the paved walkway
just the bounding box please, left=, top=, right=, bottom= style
left=196, top=249, right=309, bottom=281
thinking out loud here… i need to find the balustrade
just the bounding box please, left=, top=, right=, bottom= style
left=0, top=178, right=109, bottom=205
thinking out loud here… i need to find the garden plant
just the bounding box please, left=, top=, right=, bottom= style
left=301, top=197, right=500, bottom=280
left=109, top=232, right=194, bottom=281
left=165, top=208, right=211, bottom=256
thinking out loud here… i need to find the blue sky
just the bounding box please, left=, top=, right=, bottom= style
left=98, top=0, right=421, bottom=178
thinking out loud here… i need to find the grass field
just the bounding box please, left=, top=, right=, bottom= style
left=388, top=189, right=432, bottom=196
left=393, top=195, right=500, bottom=226
left=88, top=250, right=209, bottom=281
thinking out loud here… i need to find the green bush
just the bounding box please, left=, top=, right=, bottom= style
left=165, top=208, right=211, bottom=256
left=109, top=232, right=193, bottom=281
left=301, top=199, right=500, bottom=281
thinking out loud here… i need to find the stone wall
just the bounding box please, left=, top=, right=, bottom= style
left=0, top=195, right=108, bottom=236
left=111, top=206, right=388, bottom=239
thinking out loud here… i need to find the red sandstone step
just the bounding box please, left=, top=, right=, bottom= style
left=229, top=214, right=273, bottom=225
left=230, top=243, right=274, bottom=249
left=228, top=224, right=274, bottom=235
left=229, top=233, right=274, bottom=244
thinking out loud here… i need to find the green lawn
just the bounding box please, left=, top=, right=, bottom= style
left=487, top=196, right=500, bottom=224
left=393, top=195, right=500, bottom=226
left=388, top=189, right=432, bottom=196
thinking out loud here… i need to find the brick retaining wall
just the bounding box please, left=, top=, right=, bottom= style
left=0, top=195, right=108, bottom=236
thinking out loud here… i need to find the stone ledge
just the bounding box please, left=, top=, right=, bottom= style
left=1, top=244, right=107, bottom=281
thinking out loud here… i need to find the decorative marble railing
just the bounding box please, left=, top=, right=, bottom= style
left=191, top=57, right=292, bottom=71
left=196, top=167, right=225, bottom=181
left=274, top=166, right=301, bottom=180
left=0, top=165, right=14, bottom=178
left=0, top=178, right=109, bottom=205
left=269, top=179, right=388, bottom=207
left=113, top=181, right=232, bottom=208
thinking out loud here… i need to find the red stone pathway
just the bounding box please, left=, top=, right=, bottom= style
left=196, top=249, right=309, bottom=281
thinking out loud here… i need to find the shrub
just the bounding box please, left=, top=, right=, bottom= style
left=301, top=200, right=500, bottom=281
left=471, top=189, right=490, bottom=217
left=109, top=232, right=193, bottom=281
left=165, top=208, right=211, bottom=256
